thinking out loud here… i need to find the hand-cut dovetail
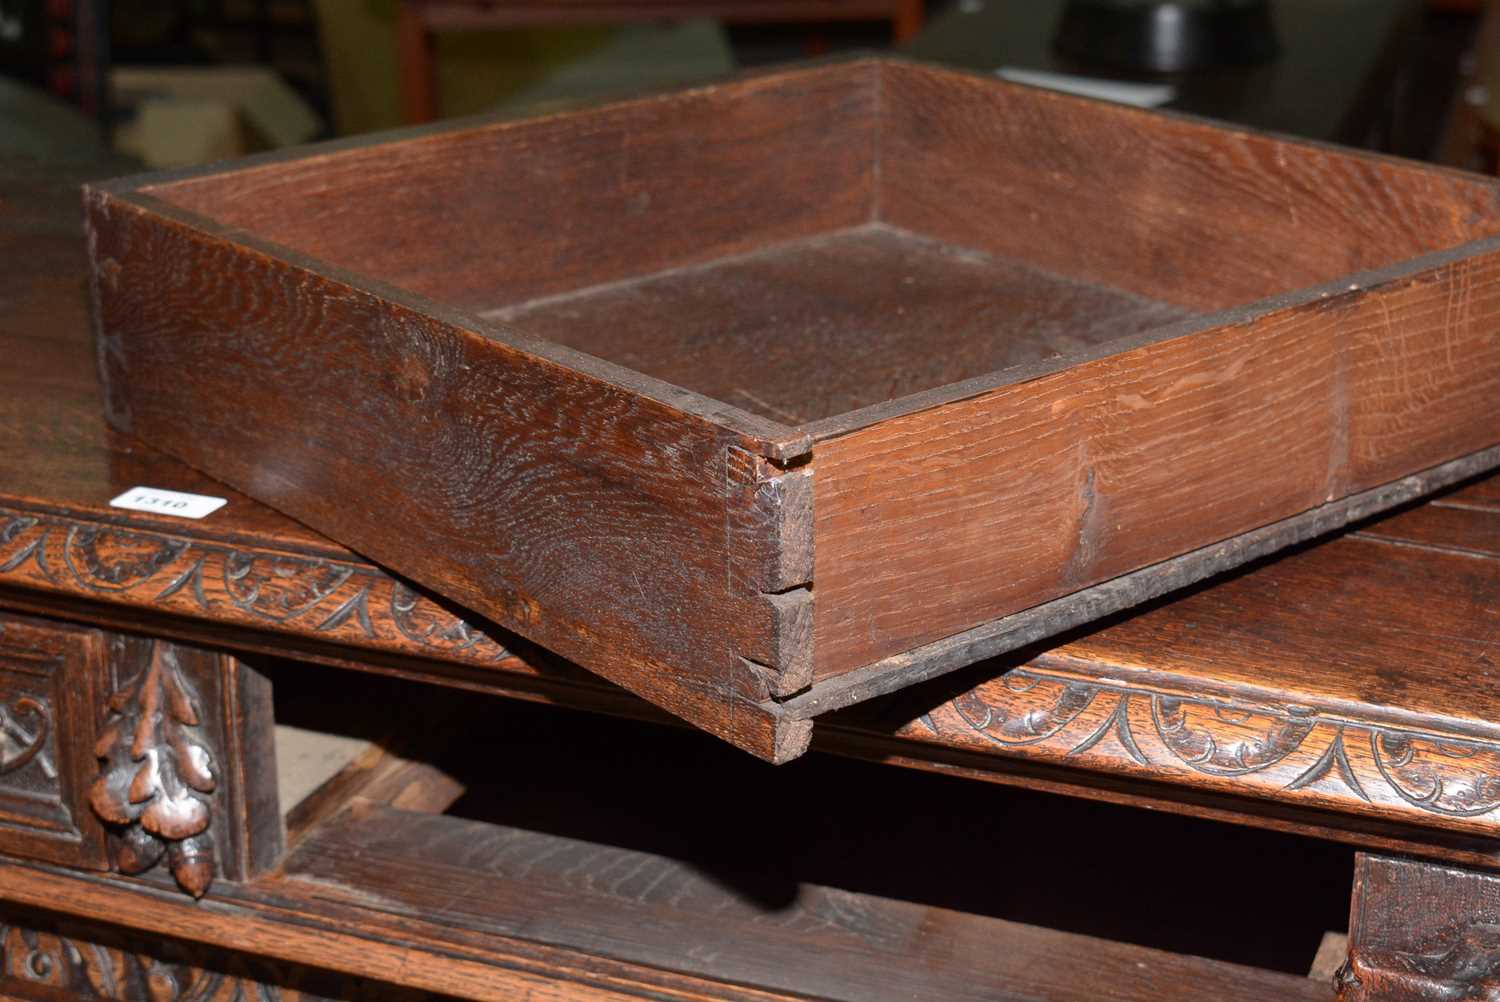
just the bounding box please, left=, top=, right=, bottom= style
left=726, top=447, right=814, bottom=701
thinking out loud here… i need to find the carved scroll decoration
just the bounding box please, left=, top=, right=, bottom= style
left=0, top=508, right=516, bottom=667
left=0, top=919, right=411, bottom=1000
left=0, top=697, right=52, bottom=777
left=921, top=666, right=1500, bottom=835
left=14, top=504, right=1500, bottom=838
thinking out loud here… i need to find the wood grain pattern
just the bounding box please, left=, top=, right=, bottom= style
left=486, top=224, right=1191, bottom=424
left=1340, top=854, right=1500, bottom=1001
left=86, top=190, right=811, bottom=761
left=15, top=481, right=1500, bottom=851
left=1346, top=251, right=1500, bottom=487
left=1040, top=532, right=1500, bottom=738
left=14, top=439, right=1500, bottom=852
left=0, top=861, right=671, bottom=1002
left=816, top=513, right=1500, bottom=852
left=878, top=58, right=1500, bottom=312
left=872, top=661, right=1500, bottom=838
left=812, top=241, right=1500, bottom=678
left=1357, top=501, right=1500, bottom=558
left=278, top=803, right=1332, bottom=1002
left=1445, top=475, right=1500, bottom=508
left=144, top=61, right=877, bottom=310
left=0, top=804, right=1332, bottom=1002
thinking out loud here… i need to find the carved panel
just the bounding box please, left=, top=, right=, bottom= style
left=15, top=505, right=1500, bottom=844
left=0, top=912, right=438, bottom=1000
left=897, top=662, right=1500, bottom=838
left=0, top=612, right=108, bottom=869
left=0, top=508, right=518, bottom=669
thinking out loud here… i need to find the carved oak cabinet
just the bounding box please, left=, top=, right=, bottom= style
left=7, top=159, right=1500, bottom=997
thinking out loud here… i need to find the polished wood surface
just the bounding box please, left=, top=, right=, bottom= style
left=82, top=58, right=1500, bottom=760
left=85, top=193, right=814, bottom=762
left=0, top=839, right=1333, bottom=1002
left=845, top=508, right=1500, bottom=843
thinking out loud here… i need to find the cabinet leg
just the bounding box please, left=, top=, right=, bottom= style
left=1339, top=852, right=1500, bottom=1000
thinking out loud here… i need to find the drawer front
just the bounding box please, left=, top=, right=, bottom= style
left=0, top=612, right=108, bottom=869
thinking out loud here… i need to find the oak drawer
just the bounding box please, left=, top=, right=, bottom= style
left=0, top=612, right=108, bottom=870
left=86, top=57, right=1500, bottom=761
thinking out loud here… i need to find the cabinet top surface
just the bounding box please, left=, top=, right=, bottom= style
left=8, top=156, right=1500, bottom=850
left=2, top=159, right=349, bottom=554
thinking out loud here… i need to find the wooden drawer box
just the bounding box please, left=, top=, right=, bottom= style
left=86, top=58, right=1500, bottom=761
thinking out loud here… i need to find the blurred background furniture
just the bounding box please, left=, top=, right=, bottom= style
left=396, top=0, right=924, bottom=121
left=1437, top=0, right=1500, bottom=169
left=907, top=0, right=1421, bottom=149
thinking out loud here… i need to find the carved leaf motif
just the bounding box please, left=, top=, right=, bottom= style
left=66, top=527, right=188, bottom=589
left=173, top=737, right=214, bottom=793
left=0, top=515, right=50, bottom=579
left=951, top=671, right=1100, bottom=746
left=2, top=507, right=520, bottom=666
left=222, top=553, right=352, bottom=621
left=114, top=824, right=165, bottom=874
left=1151, top=696, right=1316, bottom=776
left=90, top=645, right=217, bottom=897
left=165, top=835, right=215, bottom=900
left=0, top=515, right=38, bottom=547
left=390, top=582, right=495, bottom=655
left=141, top=789, right=210, bottom=841
left=1372, top=731, right=1500, bottom=818
left=127, top=752, right=159, bottom=804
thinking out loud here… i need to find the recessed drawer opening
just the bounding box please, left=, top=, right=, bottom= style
left=262, top=657, right=1352, bottom=1000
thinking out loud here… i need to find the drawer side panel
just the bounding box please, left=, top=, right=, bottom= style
left=87, top=193, right=811, bottom=761
left=813, top=249, right=1500, bottom=679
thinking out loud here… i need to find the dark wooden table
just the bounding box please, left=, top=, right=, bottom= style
left=4, top=158, right=1500, bottom=1000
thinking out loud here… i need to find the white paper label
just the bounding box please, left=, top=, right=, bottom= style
left=997, top=67, right=1176, bottom=109
left=109, top=487, right=227, bottom=520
